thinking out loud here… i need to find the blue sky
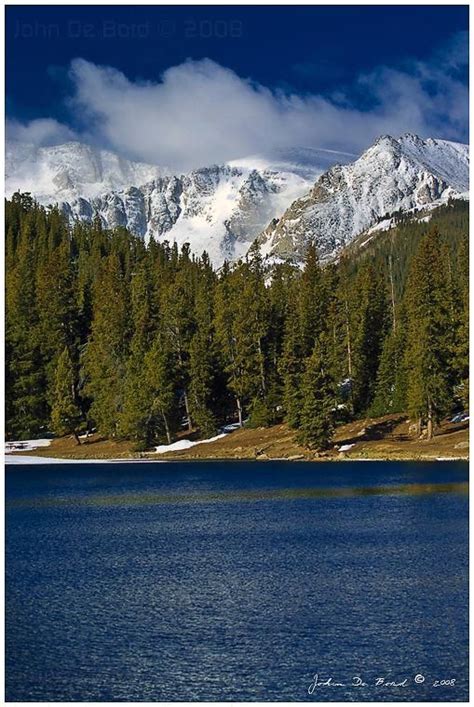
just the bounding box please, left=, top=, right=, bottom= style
left=6, top=5, right=469, bottom=169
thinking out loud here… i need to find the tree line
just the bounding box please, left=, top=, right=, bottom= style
left=5, top=193, right=468, bottom=449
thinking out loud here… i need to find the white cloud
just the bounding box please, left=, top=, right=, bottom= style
left=8, top=32, right=468, bottom=171
left=6, top=117, right=76, bottom=146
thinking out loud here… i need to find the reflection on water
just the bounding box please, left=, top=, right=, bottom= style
left=6, top=461, right=469, bottom=701
left=7, top=480, right=469, bottom=509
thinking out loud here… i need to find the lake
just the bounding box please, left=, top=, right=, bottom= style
left=5, top=460, right=469, bottom=701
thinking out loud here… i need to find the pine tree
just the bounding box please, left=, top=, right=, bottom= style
left=333, top=259, right=359, bottom=411
left=214, top=258, right=266, bottom=428
left=161, top=256, right=195, bottom=431
left=321, top=264, right=343, bottom=383
left=118, top=359, right=154, bottom=447
left=50, top=347, right=82, bottom=443
left=451, top=233, right=469, bottom=408
left=370, top=319, right=407, bottom=416
left=240, top=244, right=272, bottom=425
left=279, top=282, right=304, bottom=428
left=83, top=253, right=130, bottom=437
left=298, top=337, right=336, bottom=450
left=119, top=258, right=156, bottom=444
left=404, top=228, right=452, bottom=439
left=189, top=262, right=218, bottom=438
left=145, top=334, right=177, bottom=445
left=352, top=263, right=390, bottom=414
left=214, top=265, right=246, bottom=426
left=299, top=241, right=325, bottom=356
left=36, top=237, right=79, bottom=395
left=5, top=207, right=48, bottom=437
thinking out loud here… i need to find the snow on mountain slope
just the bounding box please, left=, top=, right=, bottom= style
left=6, top=141, right=165, bottom=201
left=257, top=133, right=469, bottom=263
left=6, top=141, right=352, bottom=265
left=6, top=134, right=468, bottom=266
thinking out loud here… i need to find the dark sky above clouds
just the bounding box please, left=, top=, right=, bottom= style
left=6, top=5, right=469, bottom=170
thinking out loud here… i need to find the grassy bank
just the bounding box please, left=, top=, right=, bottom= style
left=7, top=414, right=469, bottom=462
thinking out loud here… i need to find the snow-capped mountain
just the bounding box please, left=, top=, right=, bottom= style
left=6, top=140, right=353, bottom=265
left=6, top=134, right=468, bottom=266
left=6, top=141, right=165, bottom=201
left=257, top=134, right=469, bottom=262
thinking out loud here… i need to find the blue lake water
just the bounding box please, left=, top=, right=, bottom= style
left=6, top=460, right=469, bottom=701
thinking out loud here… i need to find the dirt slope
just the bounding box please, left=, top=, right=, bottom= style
left=9, top=414, right=468, bottom=462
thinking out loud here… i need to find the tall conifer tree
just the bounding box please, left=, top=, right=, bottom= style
left=298, top=336, right=336, bottom=450
left=404, top=228, right=452, bottom=439
left=50, top=347, right=82, bottom=444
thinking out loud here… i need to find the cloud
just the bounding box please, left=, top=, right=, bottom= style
left=8, top=32, right=469, bottom=171
left=6, top=117, right=77, bottom=146
left=353, top=30, right=469, bottom=143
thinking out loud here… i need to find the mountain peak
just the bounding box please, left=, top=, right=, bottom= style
left=399, top=132, right=424, bottom=143
left=372, top=134, right=399, bottom=148
left=257, top=133, right=469, bottom=263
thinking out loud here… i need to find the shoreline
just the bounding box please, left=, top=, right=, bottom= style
left=5, top=454, right=469, bottom=465
left=5, top=413, right=469, bottom=465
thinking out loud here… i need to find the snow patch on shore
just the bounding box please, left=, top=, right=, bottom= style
left=154, top=433, right=227, bottom=454
left=5, top=455, right=168, bottom=464
left=5, top=455, right=111, bottom=464
left=5, top=439, right=52, bottom=454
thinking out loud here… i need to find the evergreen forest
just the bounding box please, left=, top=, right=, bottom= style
left=5, top=194, right=469, bottom=450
